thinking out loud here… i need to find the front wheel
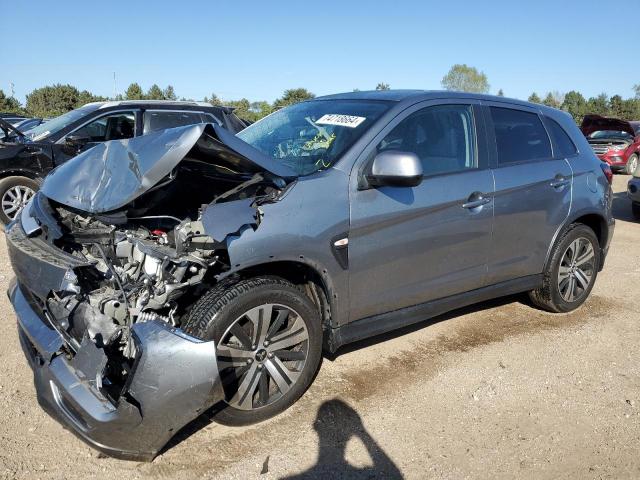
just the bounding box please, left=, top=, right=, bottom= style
left=625, top=154, right=638, bottom=175
left=529, top=224, right=600, bottom=313
left=0, top=176, right=38, bottom=225
left=182, top=276, right=322, bottom=426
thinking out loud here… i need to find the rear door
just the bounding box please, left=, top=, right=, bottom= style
left=483, top=103, right=572, bottom=284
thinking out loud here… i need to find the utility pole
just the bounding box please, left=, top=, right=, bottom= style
left=113, top=72, right=117, bottom=99
left=9, top=82, right=15, bottom=98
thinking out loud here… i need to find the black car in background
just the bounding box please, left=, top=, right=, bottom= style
left=0, top=100, right=247, bottom=223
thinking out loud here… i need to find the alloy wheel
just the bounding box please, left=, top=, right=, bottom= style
left=1, top=185, right=35, bottom=221
left=629, top=156, right=638, bottom=175
left=217, top=303, right=309, bottom=410
left=557, top=237, right=596, bottom=302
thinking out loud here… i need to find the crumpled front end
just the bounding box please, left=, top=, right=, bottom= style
left=6, top=217, right=224, bottom=461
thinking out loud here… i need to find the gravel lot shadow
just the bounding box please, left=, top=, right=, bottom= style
left=327, top=293, right=525, bottom=360
left=279, top=399, right=403, bottom=479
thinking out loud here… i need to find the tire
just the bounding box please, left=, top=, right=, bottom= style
left=0, top=176, right=39, bottom=225
left=182, top=276, right=322, bottom=426
left=632, top=202, right=640, bottom=220
left=529, top=224, right=600, bottom=313
left=625, top=154, right=638, bottom=175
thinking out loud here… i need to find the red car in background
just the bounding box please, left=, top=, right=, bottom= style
left=581, top=115, right=640, bottom=174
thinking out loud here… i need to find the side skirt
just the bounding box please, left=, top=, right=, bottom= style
left=326, top=274, right=542, bottom=353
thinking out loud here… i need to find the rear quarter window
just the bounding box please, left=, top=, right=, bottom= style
left=490, top=107, right=552, bottom=165
left=544, top=117, right=578, bottom=157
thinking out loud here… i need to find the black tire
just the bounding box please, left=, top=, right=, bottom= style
left=632, top=202, right=640, bottom=220
left=625, top=154, right=639, bottom=175
left=0, top=176, right=39, bottom=225
left=529, top=224, right=600, bottom=313
left=182, top=276, right=322, bottom=426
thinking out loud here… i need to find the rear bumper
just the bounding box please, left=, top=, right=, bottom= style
left=9, top=278, right=223, bottom=461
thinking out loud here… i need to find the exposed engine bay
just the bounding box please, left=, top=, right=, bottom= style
left=43, top=172, right=283, bottom=358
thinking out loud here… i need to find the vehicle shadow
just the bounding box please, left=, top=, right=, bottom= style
left=165, top=294, right=527, bottom=458
left=612, top=190, right=635, bottom=222
left=327, top=293, right=525, bottom=359
left=279, top=399, right=403, bottom=479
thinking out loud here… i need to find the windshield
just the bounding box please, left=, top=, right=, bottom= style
left=23, top=104, right=101, bottom=141
left=588, top=130, right=633, bottom=140
left=237, top=100, right=391, bottom=176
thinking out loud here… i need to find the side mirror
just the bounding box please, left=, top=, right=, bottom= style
left=367, top=150, right=423, bottom=188
left=65, top=134, right=90, bottom=147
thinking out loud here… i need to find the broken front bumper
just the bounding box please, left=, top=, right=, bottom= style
left=6, top=221, right=224, bottom=461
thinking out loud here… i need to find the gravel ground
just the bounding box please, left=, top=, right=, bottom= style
left=1, top=175, right=639, bottom=480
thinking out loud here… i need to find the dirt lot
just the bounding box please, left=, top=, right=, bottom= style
left=1, top=175, right=639, bottom=480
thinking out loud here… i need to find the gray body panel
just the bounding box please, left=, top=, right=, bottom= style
left=5, top=90, right=615, bottom=459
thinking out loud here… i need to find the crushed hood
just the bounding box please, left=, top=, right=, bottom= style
left=41, top=123, right=297, bottom=213
left=581, top=115, right=636, bottom=138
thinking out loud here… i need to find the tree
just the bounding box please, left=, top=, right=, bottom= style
left=125, top=83, right=144, bottom=100
left=497, top=89, right=504, bottom=97
left=273, top=88, right=315, bottom=109
left=542, top=92, right=562, bottom=109
left=561, top=91, right=587, bottom=123
left=634, top=84, right=640, bottom=99
left=0, top=89, right=24, bottom=114
left=205, top=93, right=223, bottom=106
left=528, top=92, right=542, bottom=104
left=609, top=94, right=624, bottom=118
left=163, top=85, right=177, bottom=101
left=146, top=84, right=164, bottom=100
left=441, top=64, right=490, bottom=93
left=376, top=82, right=390, bottom=91
left=26, top=84, right=81, bottom=117
left=586, top=93, right=609, bottom=117
left=77, top=90, right=106, bottom=107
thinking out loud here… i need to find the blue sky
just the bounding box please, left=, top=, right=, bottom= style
left=1, top=0, right=638, bottom=104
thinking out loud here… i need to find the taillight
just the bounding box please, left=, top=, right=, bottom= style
left=600, top=162, right=613, bottom=185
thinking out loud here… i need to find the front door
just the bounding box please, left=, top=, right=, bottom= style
left=348, top=101, right=495, bottom=321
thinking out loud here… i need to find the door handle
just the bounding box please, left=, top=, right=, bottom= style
left=462, top=197, right=492, bottom=209
left=550, top=175, right=570, bottom=189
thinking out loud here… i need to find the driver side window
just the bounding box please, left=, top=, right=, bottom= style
left=72, top=112, right=135, bottom=142
left=377, top=104, right=477, bottom=176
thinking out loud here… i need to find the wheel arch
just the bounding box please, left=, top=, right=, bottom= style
left=0, top=168, right=43, bottom=182
left=218, top=260, right=336, bottom=335
left=544, top=210, right=609, bottom=272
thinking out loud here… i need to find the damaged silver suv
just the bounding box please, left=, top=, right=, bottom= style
left=7, top=90, right=614, bottom=460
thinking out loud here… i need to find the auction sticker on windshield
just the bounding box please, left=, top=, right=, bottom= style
left=316, top=114, right=366, bottom=128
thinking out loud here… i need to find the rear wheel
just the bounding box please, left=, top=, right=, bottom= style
left=529, top=224, right=600, bottom=313
left=182, top=276, right=322, bottom=426
left=625, top=154, right=638, bottom=175
left=0, top=176, right=38, bottom=225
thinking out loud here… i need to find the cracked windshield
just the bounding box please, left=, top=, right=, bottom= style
left=237, top=100, right=390, bottom=175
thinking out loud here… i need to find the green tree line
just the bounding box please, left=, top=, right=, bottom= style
left=2, top=70, right=639, bottom=125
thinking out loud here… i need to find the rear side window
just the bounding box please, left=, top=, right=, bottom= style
left=544, top=117, right=577, bottom=157
left=490, top=107, right=551, bottom=165
left=143, top=111, right=206, bottom=134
